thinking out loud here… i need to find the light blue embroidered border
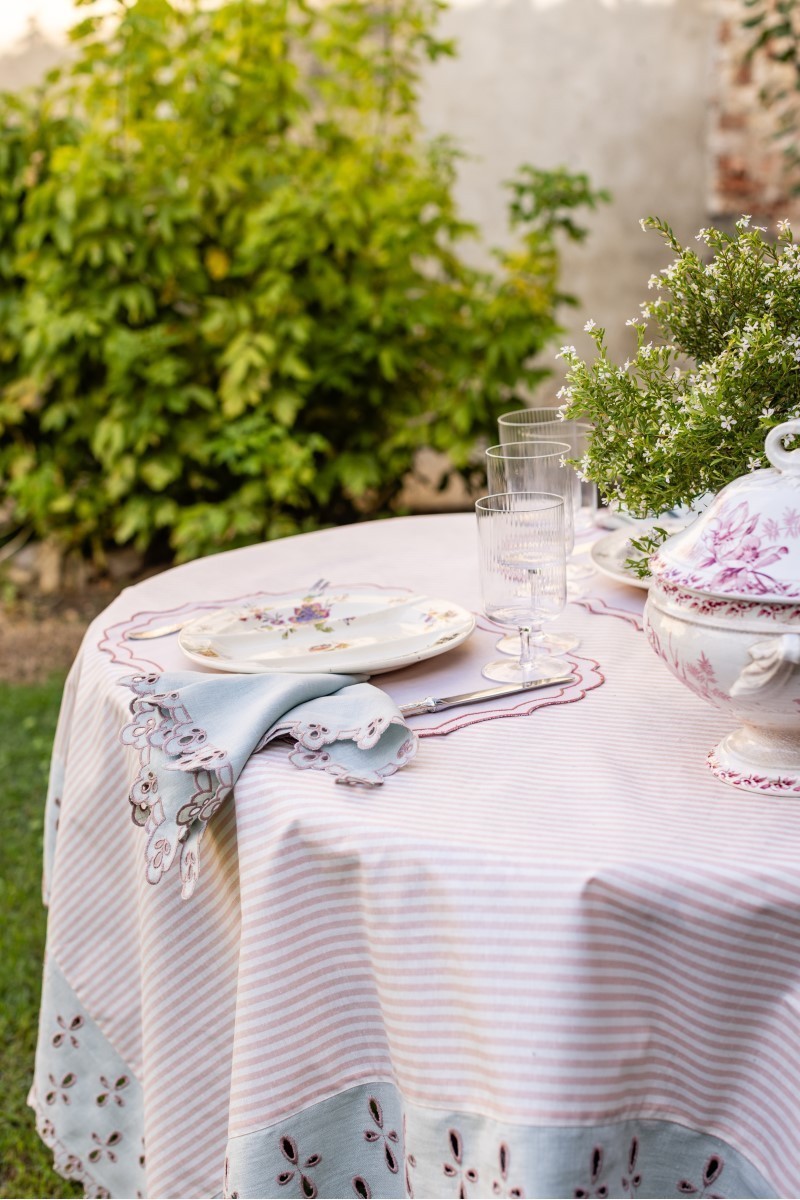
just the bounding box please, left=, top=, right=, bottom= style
left=225, top=1082, right=779, bottom=1200
left=31, top=954, right=145, bottom=1199
left=31, top=962, right=779, bottom=1199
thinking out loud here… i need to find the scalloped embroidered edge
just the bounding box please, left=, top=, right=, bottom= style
left=278, top=716, right=418, bottom=784
left=570, top=596, right=644, bottom=631
left=119, top=674, right=418, bottom=896
left=28, top=1085, right=111, bottom=1199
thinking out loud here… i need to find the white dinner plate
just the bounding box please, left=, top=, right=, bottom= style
left=590, top=527, right=652, bottom=590
left=589, top=521, right=687, bottom=591
left=178, top=586, right=475, bottom=675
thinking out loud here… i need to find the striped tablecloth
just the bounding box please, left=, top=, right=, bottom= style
left=31, top=514, right=800, bottom=1199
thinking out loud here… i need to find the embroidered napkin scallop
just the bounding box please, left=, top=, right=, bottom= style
left=119, top=671, right=417, bottom=898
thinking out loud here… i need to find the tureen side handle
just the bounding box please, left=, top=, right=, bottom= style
left=731, top=634, right=800, bottom=699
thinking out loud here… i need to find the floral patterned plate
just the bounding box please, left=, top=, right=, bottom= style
left=177, top=587, right=476, bottom=675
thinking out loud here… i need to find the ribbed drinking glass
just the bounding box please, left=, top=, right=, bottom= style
left=475, top=492, right=568, bottom=684
left=485, top=440, right=579, bottom=656
left=498, top=408, right=593, bottom=524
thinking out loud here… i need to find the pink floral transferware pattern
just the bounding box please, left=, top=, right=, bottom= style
left=655, top=579, right=800, bottom=624
left=707, top=749, right=800, bottom=794
left=645, top=625, right=729, bottom=709
left=653, top=499, right=800, bottom=599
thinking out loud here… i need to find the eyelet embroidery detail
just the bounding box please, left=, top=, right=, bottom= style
left=363, top=1096, right=400, bottom=1174
left=574, top=1146, right=609, bottom=1198
left=276, top=1134, right=321, bottom=1198
left=443, top=1128, right=479, bottom=1198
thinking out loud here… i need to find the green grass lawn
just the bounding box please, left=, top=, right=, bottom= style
left=0, top=676, right=82, bottom=1200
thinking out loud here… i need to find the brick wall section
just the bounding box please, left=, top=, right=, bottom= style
left=710, top=0, right=800, bottom=221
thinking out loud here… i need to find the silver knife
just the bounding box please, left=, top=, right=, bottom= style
left=398, top=674, right=575, bottom=716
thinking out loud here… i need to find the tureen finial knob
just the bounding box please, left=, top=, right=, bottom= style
left=765, top=418, right=800, bottom=473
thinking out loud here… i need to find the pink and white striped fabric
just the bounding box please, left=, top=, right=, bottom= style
left=32, top=514, right=800, bottom=1199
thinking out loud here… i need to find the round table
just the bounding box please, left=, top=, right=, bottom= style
left=32, top=514, right=800, bottom=1199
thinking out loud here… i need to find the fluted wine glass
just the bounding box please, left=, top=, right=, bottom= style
left=475, top=492, right=568, bottom=684
left=498, top=408, right=594, bottom=528
left=486, top=440, right=579, bottom=656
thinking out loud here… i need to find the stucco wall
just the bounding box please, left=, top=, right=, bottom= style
left=421, top=0, right=718, bottom=384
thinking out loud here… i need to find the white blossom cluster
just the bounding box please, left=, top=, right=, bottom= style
left=558, top=215, right=800, bottom=528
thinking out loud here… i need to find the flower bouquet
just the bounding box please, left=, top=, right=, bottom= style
left=558, top=215, right=800, bottom=570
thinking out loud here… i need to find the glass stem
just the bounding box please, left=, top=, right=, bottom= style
left=517, top=625, right=540, bottom=681
left=521, top=565, right=543, bottom=679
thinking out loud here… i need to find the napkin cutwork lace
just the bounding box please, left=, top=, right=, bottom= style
left=119, top=673, right=418, bottom=896
left=276, top=714, right=416, bottom=787
left=120, top=673, right=233, bottom=898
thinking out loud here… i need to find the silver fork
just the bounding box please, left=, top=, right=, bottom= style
left=125, top=577, right=330, bottom=640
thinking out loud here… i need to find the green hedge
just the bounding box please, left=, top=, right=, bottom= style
left=0, top=0, right=607, bottom=563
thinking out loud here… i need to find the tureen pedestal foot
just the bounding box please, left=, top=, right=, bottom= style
left=708, top=724, right=800, bottom=795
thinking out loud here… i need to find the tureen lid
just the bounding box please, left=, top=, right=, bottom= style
left=650, top=419, right=800, bottom=602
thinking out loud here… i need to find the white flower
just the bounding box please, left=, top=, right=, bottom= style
left=737, top=214, right=752, bottom=229
left=625, top=316, right=643, bottom=327
left=720, top=415, right=736, bottom=431
left=778, top=218, right=792, bottom=234
left=748, top=456, right=762, bottom=471
left=761, top=406, right=775, bottom=419
left=555, top=345, right=576, bottom=360
left=583, top=319, right=597, bottom=332
left=639, top=218, right=648, bottom=232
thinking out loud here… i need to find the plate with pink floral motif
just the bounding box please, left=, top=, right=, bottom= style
left=177, top=586, right=475, bottom=675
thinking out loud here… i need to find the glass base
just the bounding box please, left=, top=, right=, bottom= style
left=481, top=654, right=569, bottom=684
left=567, top=562, right=595, bottom=583
left=497, top=631, right=579, bottom=655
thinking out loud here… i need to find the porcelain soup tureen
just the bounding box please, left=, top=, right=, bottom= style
left=644, top=418, right=800, bottom=795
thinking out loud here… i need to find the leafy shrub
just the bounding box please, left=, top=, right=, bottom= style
left=0, top=0, right=607, bottom=563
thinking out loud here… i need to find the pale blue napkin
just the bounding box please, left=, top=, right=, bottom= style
left=119, top=670, right=417, bottom=898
